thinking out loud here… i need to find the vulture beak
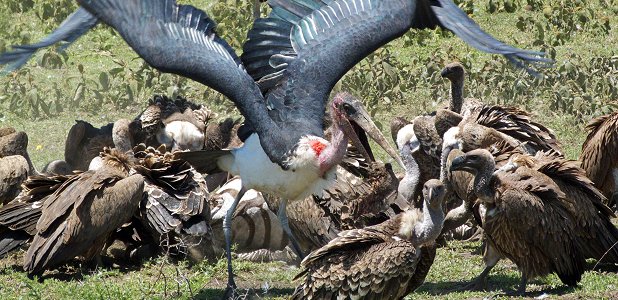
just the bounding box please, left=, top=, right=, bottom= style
left=449, top=155, right=470, bottom=172
left=440, top=67, right=451, bottom=78
left=339, top=98, right=404, bottom=169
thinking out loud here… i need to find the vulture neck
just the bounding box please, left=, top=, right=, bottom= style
left=398, top=142, right=420, bottom=203
left=411, top=197, right=445, bottom=246
left=473, top=159, right=496, bottom=203
left=112, top=119, right=134, bottom=153
left=449, top=77, right=464, bottom=114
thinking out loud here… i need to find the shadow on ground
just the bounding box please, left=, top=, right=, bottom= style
left=193, top=287, right=295, bottom=299
left=417, top=274, right=579, bottom=298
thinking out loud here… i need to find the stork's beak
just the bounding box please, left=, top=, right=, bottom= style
left=343, top=107, right=404, bottom=169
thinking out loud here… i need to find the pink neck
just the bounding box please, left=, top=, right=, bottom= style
left=318, top=122, right=348, bottom=176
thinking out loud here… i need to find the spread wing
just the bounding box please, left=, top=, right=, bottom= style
left=426, top=0, right=552, bottom=74
left=242, top=0, right=416, bottom=135
left=77, top=0, right=279, bottom=152
left=241, top=0, right=551, bottom=155
left=0, top=7, right=98, bottom=74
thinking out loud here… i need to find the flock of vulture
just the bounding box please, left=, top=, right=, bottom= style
left=0, top=0, right=617, bottom=299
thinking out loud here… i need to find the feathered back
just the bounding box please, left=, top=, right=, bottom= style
left=0, top=173, right=76, bottom=258
left=580, top=112, right=618, bottom=205
left=473, top=105, right=561, bottom=155
left=472, top=105, right=562, bottom=155
left=132, top=144, right=211, bottom=248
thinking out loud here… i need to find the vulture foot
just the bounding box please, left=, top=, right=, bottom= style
left=457, top=265, right=494, bottom=291
left=458, top=276, right=489, bottom=291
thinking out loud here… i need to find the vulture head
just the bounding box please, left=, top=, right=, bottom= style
left=450, top=149, right=495, bottom=175
left=440, top=62, right=465, bottom=82
left=422, top=179, right=447, bottom=210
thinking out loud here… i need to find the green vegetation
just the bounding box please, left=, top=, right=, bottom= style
left=0, top=0, right=617, bottom=299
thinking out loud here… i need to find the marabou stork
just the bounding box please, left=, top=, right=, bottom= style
left=0, top=0, right=551, bottom=294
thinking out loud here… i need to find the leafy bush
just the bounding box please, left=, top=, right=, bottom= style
left=0, top=0, right=615, bottom=124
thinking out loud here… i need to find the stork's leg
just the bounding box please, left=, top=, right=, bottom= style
left=277, top=200, right=305, bottom=259
left=252, top=0, right=260, bottom=20
left=223, top=185, right=247, bottom=298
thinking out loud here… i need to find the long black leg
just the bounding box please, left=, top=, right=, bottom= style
left=277, top=199, right=305, bottom=259
left=223, top=185, right=247, bottom=298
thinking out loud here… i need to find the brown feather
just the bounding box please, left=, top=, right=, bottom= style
left=24, top=151, right=143, bottom=275
left=132, top=145, right=212, bottom=256
left=580, top=112, right=618, bottom=207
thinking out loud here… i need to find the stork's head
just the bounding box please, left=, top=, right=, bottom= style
left=440, top=62, right=465, bottom=82
left=331, top=92, right=404, bottom=169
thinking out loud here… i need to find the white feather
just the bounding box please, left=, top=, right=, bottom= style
left=219, top=134, right=336, bottom=201
left=396, top=124, right=416, bottom=150
left=443, top=127, right=462, bottom=151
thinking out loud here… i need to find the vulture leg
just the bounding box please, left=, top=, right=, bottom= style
left=86, top=253, right=105, bottom=270
left=223, top=185, right=247, bottom=296
left=464, top=265, right=494, bottom=291
left=517, top=275, right=528, bottom=295
left=277, top=199, right=305, bottom=259
left=460, top=242, right=501, bottom=291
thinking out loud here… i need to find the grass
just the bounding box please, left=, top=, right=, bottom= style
left=1, top=241, right=618, bottom=299
left=1, top=0, right=618, bottom=299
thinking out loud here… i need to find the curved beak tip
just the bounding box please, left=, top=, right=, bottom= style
left=450, top=156, right=465, bottom=171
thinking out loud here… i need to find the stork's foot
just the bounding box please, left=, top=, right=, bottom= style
left=223, top=282, right=240, bottom=299
left=504, top=289, right=526, bottom=297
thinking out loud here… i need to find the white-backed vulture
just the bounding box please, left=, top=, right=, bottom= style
left=436, top=62, right=561, bottom=155
left=450, top=149, right=618, bottom=293
left=0, top=127, right=36, bottom=174
left=63, top=120, right=115, bottom=171
left=580, top=111, right=618, bottom=209
left=439, top=62, right=484, bottom=118
left=0, top=173, right=76, bottom=258
left=0, top=127, right=36, bottom=205
left=24, top=148, right=143, bottom=277
left=136, top=95, right=214, bottom=151
left=291, top=179, right=446, bottom=299
left=0, top=156, right=29, bottom=206
left=130, top=144, right=213, bottom=260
